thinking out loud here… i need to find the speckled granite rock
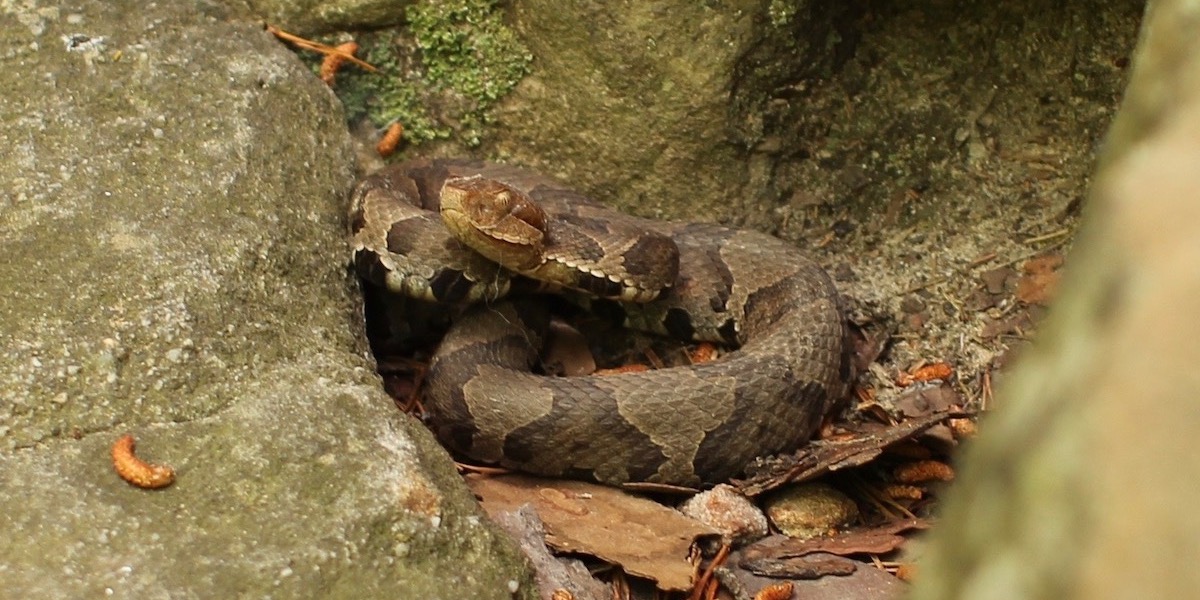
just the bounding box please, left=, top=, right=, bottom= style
left=0, top=2, right=530, bottom=598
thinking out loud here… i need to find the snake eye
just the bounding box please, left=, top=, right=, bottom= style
left=507, top=197, right=546, bottom=231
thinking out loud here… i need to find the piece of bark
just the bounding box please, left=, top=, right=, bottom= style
left=741, top=518, right=929, bottom=565
left=469, top=475, right=717, bottom=592
left=736, top=410, right=968, bottom=497
left=491, top=505, right=610, bottom=600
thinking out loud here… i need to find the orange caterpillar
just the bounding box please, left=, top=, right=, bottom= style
left=376, top=122, right=404, bottom=157
left=320, top=41, right=359, bottom=86
left=111, top=434, right=175, bottom=489
left=755, top=582, right=795, bottom=600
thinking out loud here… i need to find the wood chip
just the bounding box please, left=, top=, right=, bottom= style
left=468, top=474, right=718, bottom=591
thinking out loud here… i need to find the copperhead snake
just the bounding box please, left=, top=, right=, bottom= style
left=349, top=159, right=850, bottom=486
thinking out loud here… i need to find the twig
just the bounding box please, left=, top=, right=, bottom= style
left=266, top=24, right=379, bottom=72
left=455, top=462, right=510, bottom=477
left=689, top=544, right=731, bottom=600
left=1022, top=228, right=1070, bottom=246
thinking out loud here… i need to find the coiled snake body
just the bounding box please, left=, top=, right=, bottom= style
left=350, top=159, right=849, bottom=486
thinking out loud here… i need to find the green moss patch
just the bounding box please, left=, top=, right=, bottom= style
left=315, top=0, right=531, bottom=147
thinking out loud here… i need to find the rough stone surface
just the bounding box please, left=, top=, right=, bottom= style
left=487, top=0, right=845, bottom=228
left=678, top=484, right=769, bottom=548
left=912, top=2, right=1200, bottom=598
left=247, top=0, right=411, bottom=34
left=0, top=2, right=530, bottom=598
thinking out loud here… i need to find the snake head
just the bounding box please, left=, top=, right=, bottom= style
left=441, top=175, right=548, bottom=270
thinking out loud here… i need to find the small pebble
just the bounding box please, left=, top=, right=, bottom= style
left=762, top=482, right=858, bottom=539
left=678, top=484, right=769, bottom=547
left=899, top=296, right=926, bottom=314
left=981, top=267, right=1015, bottom=295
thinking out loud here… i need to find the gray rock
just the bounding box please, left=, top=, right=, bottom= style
left=762, top=483, right=859, bottom=540
left=678, top=484, right=769, bottom=548
left=0, top=2, right=530, bottom=598
left=249, top=0, right=411, bottom=35
left=486, top=0, right=842, bottom=228
left=911, top=2, right=1200, bottom=598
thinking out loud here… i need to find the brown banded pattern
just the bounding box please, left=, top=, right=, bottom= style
left=350, top=159, right=850, bottom=486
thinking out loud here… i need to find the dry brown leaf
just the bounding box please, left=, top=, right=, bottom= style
left=490, top=505, right=608, bottom=600
left=980, top=266, right=1016, bottom=294
left=980, top=312, right=1034, bottom=339
left=1022, top=253, right=1064, bottom=273
left=740, top=518, right=929, bottom=564
left=542, top=319, right=597, bottom=376
left=1016, top=253, right=1064, bottom=305
left=894, top=385, right=961, bottom=418
left=468, top=474, right=718, bottom=592
left=736, top=409, right=969, bottom=497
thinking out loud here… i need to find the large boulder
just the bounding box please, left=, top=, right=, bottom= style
left=912, top=2, right=1200, bottom=598
left=0, top=2, right=529, bottom=597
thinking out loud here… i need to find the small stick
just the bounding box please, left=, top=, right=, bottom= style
left=1022, top=228, right=1070, bottom=246
left=689, top=544, right=731, bottom=600
left=265, top=25, right=378, bottom=72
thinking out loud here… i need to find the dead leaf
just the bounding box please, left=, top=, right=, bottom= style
left=740, top=518, right=929, bottom=564
left=490, top=505, right=609, bottom=600
left=543, top=319, right=597, bottom=376
left=740, top=553, right=858, bottom=579
left=1016, top=253, right=1064, bottom=305
left=894, top=385, right=961, bottom=418
left=735, top=409, right=970, bottom=497
left=980, top=313, right=1033, bottom=339
left=468, top=474, right=718, bottom=592
left=1022, top=253, right=1064, bottom=273
left=980, top=266, right=1016, bottom=294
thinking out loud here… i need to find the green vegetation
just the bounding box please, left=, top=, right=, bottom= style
left=408, top=0, right=532, bottom=105
left=768, top=0, right=800, bottom=28
left=322, top=0, right=532, bottom=147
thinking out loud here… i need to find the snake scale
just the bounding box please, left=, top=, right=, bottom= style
left=350, top=159, right=850, bottom=486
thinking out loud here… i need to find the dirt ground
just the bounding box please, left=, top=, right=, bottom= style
left=776, top=2, right=1142, bottom=418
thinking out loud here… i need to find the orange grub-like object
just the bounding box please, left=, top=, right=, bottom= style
left=320, top=41, right=360, bottom=85
left=895, top=362, right=954, bottom=387
left=111, top=434, right=176, bottom=489
left=376, top=122, right=404, bottom=157
left=754, top=582, right=795, bottom=600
